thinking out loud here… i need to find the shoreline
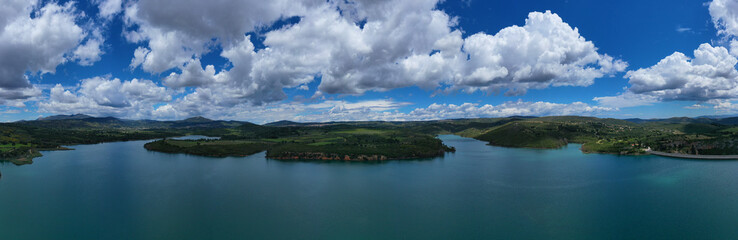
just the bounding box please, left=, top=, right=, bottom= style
left=9, top=136, right=738, bottom=165
left=646, top=150, right=738, bottom=160
left=266, top=152, right=448, bottom=161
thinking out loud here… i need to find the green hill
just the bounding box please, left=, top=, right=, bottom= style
left=5, top=115, right=738, bottom=163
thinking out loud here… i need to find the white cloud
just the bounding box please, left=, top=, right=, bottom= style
left=710, top=0, right=738, bottom=38
left=685, top=103, right=708, bottom=109
left=151, top=95, right=612, bottom=123
left=162, top=58, right=218, bottom=89
left=687, top=98, right=738, bottom=113
left=676, top=27, right=692, bottom=33
left=291, top=99, right=613, bottom=123
left=710, top=0, right=738, bottom=55
left=594, top=1, right=738, bottom=109
left=0, top=2, right=82, bottom=89
left=146, top=1, right=462, bottom=104
left=0, top=87, right=41, bottom=108
left=151, top=104, right=178, bottom=120
left=125, top=24, right=201, bottom=73
left=0, top=0, right=104, bottom=103
left=395, top=100, right=614, bottom=121
left=123, top=0, right=315, bottom=73
left=97, top=0, right=123, bottom=19
left=305, top=0, right=463, bottom=94
left=0, top=0, right=33, bottom=30
left=250, top=8, right=625, bottom=97
left=72, top=29, right=105, bottom=66
left=454, top=11, right=627, bottom=95
left=39, top=77, right=171, bottom=118
left=593, top=92, right=660, bottom=108
left=121, top=0, right=623, bottom=108
left=596, top=43, right=738, bottom=107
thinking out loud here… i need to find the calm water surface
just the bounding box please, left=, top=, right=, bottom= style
left=1, top=135, right=737, bottom=239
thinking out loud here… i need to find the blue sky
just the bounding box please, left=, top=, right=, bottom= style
left=1, top=0, right=738, bottom=123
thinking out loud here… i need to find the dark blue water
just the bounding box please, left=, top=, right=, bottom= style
left=1, top=135, right=737, bottom=239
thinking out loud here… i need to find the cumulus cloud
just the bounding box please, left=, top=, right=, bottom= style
left=628, top=44, right=738, bottom=100
left=710, top=0, right=738, bottom=38
left=162, top=59, right=218, bottom=89
left=39, top=77, right=171, bottom=118
left=97, top=0, right=123, bottom=19
left=123, top=0, right=316, bottom=73
left=595, top=1, right=738, bottom=109
left=0, top=0, right=104, bottom=103
left=707, top=99, right=738, bottom=112
left=593, top=92, right=660, bottom=108
left=151, top=98, right=410, bottom=122
left=0, top=87, right=42, bottom=108
left=680, top=98, right=738, bottom=114
left=0, top=1, right=81, bottom=89
left=148, top=94, right=612, bottom=123
left=73, top=29, right=105, bottom=66
left=305, top=0, right=463, bottom=94
left=454, top=11, right=627, bottom=95
left=121, top=0, right=623, bottom=107
left=394, top=100, right=614, bottom=121
left=596, top=44, right=738, bottom=107
left=237, top=7, right=624, bottom=98
left=710, top=0, right=738, bottom=55
left=288, top=100, right=613, bottom=123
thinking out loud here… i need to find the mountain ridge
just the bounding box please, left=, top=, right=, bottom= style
left=28, top=114, right=738, bottom=127
left=38, top=114, right=94, bottom=121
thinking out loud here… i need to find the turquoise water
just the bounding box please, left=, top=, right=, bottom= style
left=1, top=135, right=738, bottom=239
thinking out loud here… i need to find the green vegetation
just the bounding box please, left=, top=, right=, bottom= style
left=0, top=116, right=243, bottom=163
left=263, top=129, right=454, bottom=160
left=5, top=114, right=738, bottom=164
left=468, top=117, right=650, bottom=154
left=144, top=125, right=456, bottom=160
left=455, top=116, right=738, bottom=156
left=0, top=143, right=40, bottom=165
left=144, top=139, right=270, bottom=157
left=0, top=115, right=456, bottom=163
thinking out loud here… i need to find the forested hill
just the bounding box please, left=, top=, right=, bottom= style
left=4, top=114, right=738, bottom=164
left=0, top=115, right=259, bottom=164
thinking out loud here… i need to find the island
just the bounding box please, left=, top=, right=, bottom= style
left=4, top=114, right=738, bottom=164
left=143, top=127, right=455, bottom=161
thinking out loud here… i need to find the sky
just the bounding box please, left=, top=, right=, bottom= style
left=1, top=0, right=738, bottom=123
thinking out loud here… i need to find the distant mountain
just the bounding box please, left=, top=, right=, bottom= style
left=623, top=118, right=648, bottom=123
left=38, top=114, right=93, bottom=121
left=20, top=115, right=738, bottom=132
left=17, top=115, right=247, bottom=130
left=697, top=114, right=738, bottom=119
left=624, top=117, right=716, bottom=124
left=265, top=120, right=304, bottom=126
left=716, top=117, right=738, bottom=125
left=180, top=116, right=213, bottom=123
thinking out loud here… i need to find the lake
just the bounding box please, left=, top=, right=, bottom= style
left=1, top=135, right=737, bottom=239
